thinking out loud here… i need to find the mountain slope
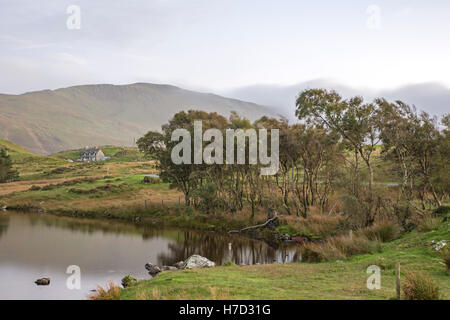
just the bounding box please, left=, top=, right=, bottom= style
left=0, top=83, right=274, bottom=154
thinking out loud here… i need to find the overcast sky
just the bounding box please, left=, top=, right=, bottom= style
left=1, top=0, right=449, bottom=96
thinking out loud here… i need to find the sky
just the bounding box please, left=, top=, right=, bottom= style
left=1, top=0, right=450, bottom=97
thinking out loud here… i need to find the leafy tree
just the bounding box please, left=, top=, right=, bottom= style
left=296, top=89, right=380, bottom=193
left=138, top=110, right=228, bottom=206
left=0, top=148, right=19, bottom=183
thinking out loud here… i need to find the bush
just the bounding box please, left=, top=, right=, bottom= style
left=29, top=185, right=42, bottom=191
left=89, top=281, right=121, bottom=300
left=441, top=247, right=450, bottom=274
left=300, top=235, right=381, bottom=262
left=361, top=221, right=401, bottom=242
left=121, top=274, right=137, bottom=288
left=191, top=183, right=222, bottom=214
left=275, top=225, right=299, bottom=236
left=433, top=205, right=450, bottom=216
left=279, top=214, right=343, bottom=239
left=142, top=176, right=162, bottom=184
left=416, top=215, right=442, bottom=232
left=0, top=148, right=19, bottom=183
left=301, top=241, right=346, bottom=262
left=402, top=271, right=440, bottom=300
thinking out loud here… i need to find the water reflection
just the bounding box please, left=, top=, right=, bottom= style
left=0, top=215, right=9, bottom=238
left=0, top=211, right=301, bottom=299
left=157, top=231, right=301, bottom=266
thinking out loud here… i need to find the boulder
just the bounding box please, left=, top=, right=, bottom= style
left=145, top=263, right=161, bottom=276
left=35, top=278, right=50, bottom=286
left=173, top=261, right=184, bottom=269
left=182, top=255, right=215, bottom=269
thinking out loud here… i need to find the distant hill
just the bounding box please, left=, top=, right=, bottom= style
left=226, top=80, right=450, bottom=121
left=0, top=83, right=274, bottom=154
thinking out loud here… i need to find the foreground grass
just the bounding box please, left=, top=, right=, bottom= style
left=119, top=224, right=449, bottom=300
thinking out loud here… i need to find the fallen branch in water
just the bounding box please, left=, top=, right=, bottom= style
left=228, top=215, right=279, bottom=234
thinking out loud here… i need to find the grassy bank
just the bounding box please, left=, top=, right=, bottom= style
left=119, top=223, right=449, bottom=300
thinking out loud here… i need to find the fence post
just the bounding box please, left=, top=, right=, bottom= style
left=396, top=263, right=401, bottom=300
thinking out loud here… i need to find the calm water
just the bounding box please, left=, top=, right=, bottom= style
left=0, top=211, right=300, bottom=300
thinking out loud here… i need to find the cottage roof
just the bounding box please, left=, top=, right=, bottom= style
left=81, top=148, right=101, bottom=157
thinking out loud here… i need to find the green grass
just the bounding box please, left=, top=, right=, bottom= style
left=120, top=222, right=450, bottom=300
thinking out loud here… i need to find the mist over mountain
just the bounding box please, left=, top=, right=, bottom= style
left=0, top=83, right=273, bottom=154
left=225, top=80, right=450, bottom=121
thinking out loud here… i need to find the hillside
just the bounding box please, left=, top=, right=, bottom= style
left=0, top=83, right=274, bottom=154
left=0, top=139, right=34, bottom=157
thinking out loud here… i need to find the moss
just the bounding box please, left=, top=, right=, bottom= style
left=121, top=274, right=138, bottom=288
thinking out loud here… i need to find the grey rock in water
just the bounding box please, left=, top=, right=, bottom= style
left=173, top=261, right=184, bottom=269
left=182, top=255, right=215, bottom=269
left=35, top=278, right=50, bottom=286
left=145, top=263, right=161, bottom=276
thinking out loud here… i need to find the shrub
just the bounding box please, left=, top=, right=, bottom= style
left=402, top=271, right=440, bottom=300
left=301, top=241, right=346, bottom=262
left=300, top=235, right=381, bottom=262
left=89, top=281, right=121, bottom=300
left=275, top=225, right=299, bottom=236
left=121, top=274, right=137, bottom=288
left=333, top=235, right=381, bottom=256
left=441, top=247, right=450, bottom=274
left=279, top=214, right=343, bottom=239
left=222, top=261, right=236, bottom=267
left=191, top=183, right=222, bottom=214
left=433, top=205, right=450, bottom=216
left=416, top=215, right=442, bottom=232
left=29, top=185, right=42, bottom=191
left=142, top=176, right=162, bottom=184
left=361, top=221, right=401, bottom=242
left=0, top=148, right=19, bottom=183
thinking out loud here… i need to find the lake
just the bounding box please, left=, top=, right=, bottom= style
left=0, top=211, right=301, bottom=299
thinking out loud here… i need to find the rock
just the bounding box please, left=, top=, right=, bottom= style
left=173, top=261, right=184, bottom=269
left=145, top=263, right=161, bottom=276
left=35, top=278, right=50, bottom=286
left=182, top=255, right=215, bottom=269
left=121, top=274, right=137, bottom=288
left=161, top=266, right=178, bottom=271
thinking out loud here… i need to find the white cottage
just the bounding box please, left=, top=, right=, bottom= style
left=80, top=147, right=105, bottom=162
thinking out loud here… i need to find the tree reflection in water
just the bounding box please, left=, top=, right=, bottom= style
left=155, top=230, right=302, bottom=266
